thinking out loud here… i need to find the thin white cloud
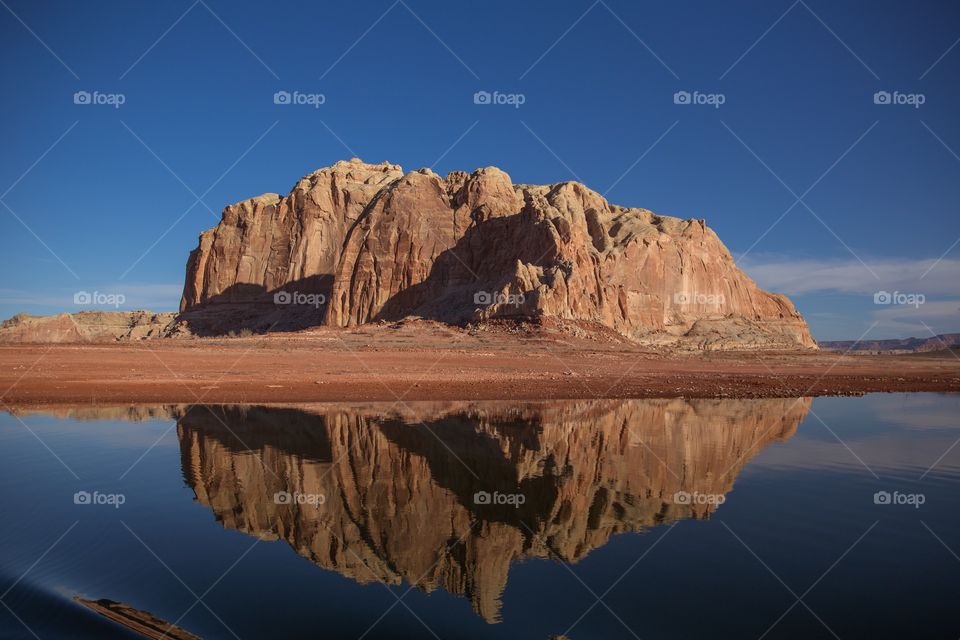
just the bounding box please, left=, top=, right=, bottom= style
left=740, top=256, right=960, bottom=297
left=869, top=300, right=960, bottom=336
left=739, top=255, right=960, bottom=339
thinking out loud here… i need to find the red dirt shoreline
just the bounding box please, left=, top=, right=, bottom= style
left=2, top=325, right=958, bottom=406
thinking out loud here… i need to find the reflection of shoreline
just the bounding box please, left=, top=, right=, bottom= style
left=171, top=398, right=811, bottom=623
left=74, top=597, right=199, bottom=640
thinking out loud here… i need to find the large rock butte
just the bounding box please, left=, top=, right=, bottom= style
left=179, top=158, right=814, bottom=349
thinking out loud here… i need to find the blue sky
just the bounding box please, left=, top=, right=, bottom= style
left=1, top=0, right=958, bottom=340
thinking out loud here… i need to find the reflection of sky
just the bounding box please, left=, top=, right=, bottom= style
left=1, top=412, right=181, bottom=457
left=743, top=393, right=960, bottom=479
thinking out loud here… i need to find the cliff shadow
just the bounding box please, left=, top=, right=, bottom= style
left=374, top=213, right=561, bottom=325
left=177, top=274, right=333, bottom=336
left=375, top=413, right=563, bottom=529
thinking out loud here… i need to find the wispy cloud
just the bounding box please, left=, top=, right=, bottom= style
left=869, top=300, right=960, bottom=336
left=740, top=255, right=960, bottom=339
left=740, top=255, right=960, bottom=297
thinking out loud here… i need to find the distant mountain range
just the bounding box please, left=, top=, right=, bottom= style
left=819, top=333, right=960, bottom=353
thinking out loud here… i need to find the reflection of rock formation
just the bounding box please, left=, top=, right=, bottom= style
left=8, top=405, right=184, bottom=422
left=177, top=399, right=811, bottom=622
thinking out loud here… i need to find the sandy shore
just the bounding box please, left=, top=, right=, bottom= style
left=2, top=323, right=958, bottom=406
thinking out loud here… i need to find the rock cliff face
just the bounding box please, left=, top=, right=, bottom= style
left=180, top=161, right=403, bottom=311
left=180, top=158, right=815, bottom=349
left=177, top=398, right=811, bottom=622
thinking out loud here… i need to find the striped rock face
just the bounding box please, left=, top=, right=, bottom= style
left=180, top=158, right=815, bottom=350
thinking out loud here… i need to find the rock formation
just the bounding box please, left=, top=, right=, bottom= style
left=179, top=158, right=815, bottom=349
left=0, top=159, right=815, bottom=349
left=0, top=311, right=176, bottom=342
left=176, top=397, right=811, bottom=622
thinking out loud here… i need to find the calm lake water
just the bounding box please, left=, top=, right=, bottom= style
left=1, top=394, right=958, bottom=639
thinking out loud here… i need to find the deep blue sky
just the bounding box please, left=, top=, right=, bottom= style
left=2, top=0, right=958, bottom=340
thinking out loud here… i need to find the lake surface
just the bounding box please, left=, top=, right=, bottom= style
left=1, top=394, right=958, bottom=639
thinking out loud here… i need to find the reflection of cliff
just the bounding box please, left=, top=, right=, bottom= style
left=177, top=399, right=811, bottom=622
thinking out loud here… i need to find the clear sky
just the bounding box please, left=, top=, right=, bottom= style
left=2, top=0, right=958, bottom=341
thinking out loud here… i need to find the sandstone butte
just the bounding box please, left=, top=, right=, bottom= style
left=1, top=158, right=815, bottom=350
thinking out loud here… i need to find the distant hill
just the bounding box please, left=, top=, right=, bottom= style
left=819, top=333, right=960, bottom=353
